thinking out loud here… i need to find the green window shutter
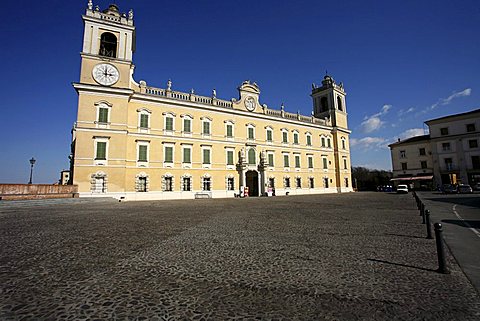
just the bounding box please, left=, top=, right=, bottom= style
left=226, top=124, right=233, bottom=137
left=165, top=146, right=173, bottom=162
left=140, top=114, right=149, bottom=128
left=227, top=151, right=234, bottom=165
left=248, top=127, right=254, bottom=139
left=308, top=157, right=313, bottom=168
left=323, top=158, right=328, bottom=169
left=248, top=149, right=255, bottom=164
left=184, top=119, right=191, bottom=132
left=203, top=149, right=210, bottom=164
left=307, top=136, right=311, bottom=146
left=165, top=117, right=173, bottom=131
left=268, top=154, right=274, bottom=166
left=283, top=132, right=288, bottom=143
left=327, top=138, right=331, bottom=148
left=284, top=155, right=289, bottom=167
left=98, top=108, right=108, bottom=123
left=295, top=155, right=300, bottom=168
left=96, top=142, right=106, bottom=160
left=294, top=134, right=299, bottom=144
left=321, top=137, right=325, bottom=147
left=183, top=148, right=191, bottom=163
left=138, top=145, right=147, bottom=161
left=203, top=122, right=210, bottom=135
left=267, top=130, right=272, bottom=142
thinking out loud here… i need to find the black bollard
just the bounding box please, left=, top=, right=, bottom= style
left=425, top=210, right=433, bottom=239
left=421, top=203, right=426, bottom=224
left=420, top=202, right=424, bottom=216
left=434, top=223, right=450, bottom=274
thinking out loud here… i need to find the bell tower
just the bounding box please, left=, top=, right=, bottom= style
left=79, top=1, right=136, bottom=88
left=311, top=74, right=348, bottom=129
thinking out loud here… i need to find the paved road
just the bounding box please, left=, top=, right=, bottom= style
left=418, top=192, right=480, bottom=294
left=1, top=193, right=480, bottom=320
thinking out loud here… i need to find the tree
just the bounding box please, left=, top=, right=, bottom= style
left=352, top=167, right=392, bottom=191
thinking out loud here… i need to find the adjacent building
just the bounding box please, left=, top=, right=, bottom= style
left=389, top=109, right=480, bottom=188
left=69, top=2, right=353, bottom=200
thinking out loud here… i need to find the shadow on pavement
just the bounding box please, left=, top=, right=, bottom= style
left=442, top=219, right=480, bottom=229
left=368, top=258, right=437, bottom=273
left=384, top=233, right=425, bottom=239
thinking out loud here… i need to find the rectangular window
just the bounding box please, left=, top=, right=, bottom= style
left=98, top=108, right=108, bottom=123
left=182, top=177, right=191, bottom=191
left=164, top=146, right=173, bottom=163
left=165, top=177, right=173, bottom=191
left=442, top=142, right=450, bottom=151
left=203, top=178, right=211, bottom=191
left=183, top=147, right=191, bottom=163
left=343, top=158, right=348, bottom=169
left=140, top=114, right=149, bottom=128
left=138, top=145, right=148, bottom=162
left=444, top=158, right=453, bottom=170
left=309, top=177, right=314, bottom=188
left=285, top=177, right=290, bottom=188
left=308, top=156, right=313, bottom=169
left=323, top=158, right=328, bottom=169
left=165, top=117, right=174, bottom=131
left=226, top=124, right=233, bottom=137
left=267, top=130, right=273, bottom=142
left=342, top=140, right=346, bottom=150
left=296, top=177, right=301, bottom=188
left=327, top=138, right=331, bottom=148
left=96, top=142, right=107, bottom=160
left=419, top=148, right=426, bottom=156
left=248, top=127, right=254, bottom=139
left=321, top=137, right=326, bottom=147
left=283, top=154, right=289, bottom=167
left=466, top=123, right=476, bottom=132
left=203, top=122, right=210, bottom=135
left=306, top=135, right=312, bottom=146
left=472, top=156, right=480, bottom=169
left=421, top=161, right=428, bottom=169
left=469, top=139, right=478, bottom=148
left=203, top=149, right=211, bottom=164
left=282, top=132, right=288, bottom=143
left=138, top=177, right=147, bottom=192
left=295, top=155, right=300, bottom=168
left=227, top=177, right=235, bottom=191
left=227, top=150, right=234, bottom=165
left=268, top=153, right=274, bottom=166
left=401, top=162, right=408, bottom=170
left=440, top=127, right=449, bottom=136
left=400, top=150, right=406, bottom=158
left=183, top=119, right=191, bottom=133
left=294, top=134, right=299, bottom=144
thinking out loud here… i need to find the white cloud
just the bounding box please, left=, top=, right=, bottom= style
left=398, top=128, right=427, bottom=140
left=360, top=104, right=392, bottom=133
left=398, top=107, right=415, bottom=116
left=429, top=88, right=471, bottom=111
left=350, top=136, right=388, bottom=150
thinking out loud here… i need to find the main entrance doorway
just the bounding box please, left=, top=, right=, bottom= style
left=246, top=170, right=259, bottom=197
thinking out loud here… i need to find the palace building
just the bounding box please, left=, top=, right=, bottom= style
left=69, top=2, right=353, bottom=200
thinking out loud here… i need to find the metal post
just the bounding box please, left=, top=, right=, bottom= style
left=434, top=223, right=450, bottom=274
left=425, top=210, right=433, bottom=239
left=421, top=203, right=426, bottom=223
left=28, top=157, right=36, bottom=184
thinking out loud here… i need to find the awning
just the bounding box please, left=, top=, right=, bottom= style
left=390, top=175, right=433, bottom=181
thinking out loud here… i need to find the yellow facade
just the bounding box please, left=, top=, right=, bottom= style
left=70, top=3, right=353, bottom=200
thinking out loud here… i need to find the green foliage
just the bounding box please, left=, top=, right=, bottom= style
left=352, top=167, right=392, bottom=191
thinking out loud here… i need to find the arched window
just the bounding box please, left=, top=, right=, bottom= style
left=337, top=96, right=343, bottom=111
left=320, top=97, right=328, bottom=112
left=248, top=148, right=256, bottom=165
left=99, top=32, right=117, bottom=58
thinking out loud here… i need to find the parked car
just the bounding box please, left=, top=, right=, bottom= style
left=396, top=184, right=409, bottom=194
left=442, top=184, right=458, bottom=194
left=458, top=184, right=473, bottom=194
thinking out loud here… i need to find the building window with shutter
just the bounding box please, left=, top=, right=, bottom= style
left=308, top=156, right=313, bottom=169
left=183, top=147, right=191, bottom=164
left=293, top=132, right=299, bottom=145
left=98, top=107, right=109, bottom=123
left=164, top=146, right=173, bottom=164
left=248, top=148, right=256, bottom=165
left=266, top=129, right=273, bottom=142
left=183, top=118, right=192, bottom=133
left=322, top=157, right=328, bottom=169
left=295, top=155, right=300, bottom=168
left=138, top=145, right=148, bottom=162
left=96, top=142, right=107, bottom=160
left=202, top=148, right=211, bottom=165
left=202, top=120, right=211, bottom=136
left=283, top=154, right=289, bottom=168
left=282, top=131, right=288, bottom=143
left=226, top=124, right=233, bottom=138
left=226, top=150, right=234, bottom=166
left=306, top=135, right=312, bottom=146
left=268, top=153, right=274, bottom=167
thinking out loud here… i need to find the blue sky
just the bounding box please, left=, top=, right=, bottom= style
left=0, top=0, right=479, bottom=183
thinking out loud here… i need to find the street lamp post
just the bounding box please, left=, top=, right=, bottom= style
left=28, top=157, right=36, bottom=184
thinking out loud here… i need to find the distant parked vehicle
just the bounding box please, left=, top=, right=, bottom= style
left=396, top=184, right=409, bottom=194
left=458, top=184, right=473, bottom=194
left=442, top=184, right=458, bottom=194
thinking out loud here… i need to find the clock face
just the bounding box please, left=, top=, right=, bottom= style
left=244, top=96, right=256, bottom=112
left=92, top=63, right=119, bottom=86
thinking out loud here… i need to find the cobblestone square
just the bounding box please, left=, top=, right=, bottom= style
left=1, top=193, right=480, bottom=320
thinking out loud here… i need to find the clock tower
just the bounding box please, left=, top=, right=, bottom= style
left=78, top=1, right=135, bottom=89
